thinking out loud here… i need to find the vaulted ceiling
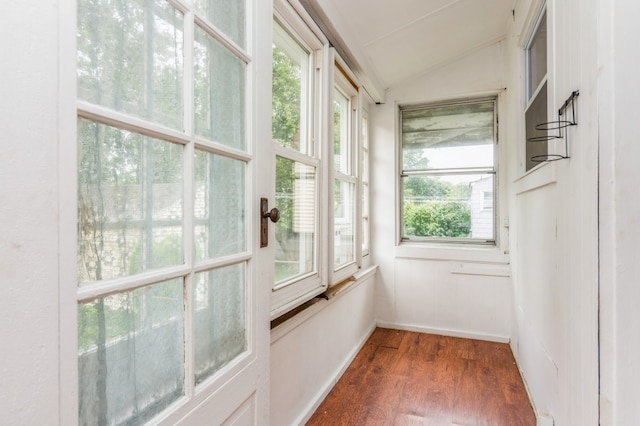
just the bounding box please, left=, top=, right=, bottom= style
left=301, top=0, right=514, bottom=101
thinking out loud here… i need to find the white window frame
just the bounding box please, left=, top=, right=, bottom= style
left=329, top=53, right=360, bottom=285
left=524, top=6, right=549, bottom=172
left=360, top=110, right=371, bottom=262
left=398, top=97, right=498, bottom=245
left=67, top=1, right=260, bottom=423
left=270, top=0, right=329, bottom=317
left=270, top=3, right=366, bottom=313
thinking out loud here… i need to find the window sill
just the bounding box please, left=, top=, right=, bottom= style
left=270, top=265, right=378, bottom=344
left=395, top=243, right=509, bottom=264
left=514, top=158, right=557, bottom=195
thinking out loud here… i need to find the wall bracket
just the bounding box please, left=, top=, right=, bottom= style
left=527, top=90, right=579, bottom=163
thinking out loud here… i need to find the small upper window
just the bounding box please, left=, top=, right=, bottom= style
left=400, top=98, right=497, bottom=243
left=525, top=10, right=548, bottom=171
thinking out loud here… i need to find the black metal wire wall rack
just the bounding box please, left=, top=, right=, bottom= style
left=527, top=90, right=580, bottom=162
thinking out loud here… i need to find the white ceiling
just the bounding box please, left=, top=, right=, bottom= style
left=302, top=0, right=514, bottom=100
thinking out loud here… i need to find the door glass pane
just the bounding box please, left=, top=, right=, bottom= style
left=194, top=26, right=246, bottom=150
left=77, top=119, right=184, bottom=284
left=275, top=156, right=316, bottom=285
left=334, top=179, right=355, bottom=269
left=77, top=0, right=184, bottom=130
left=272, top=22, right=310, bottom=154
left=194, top=263, right=247, bottom=386
left=195, top=150, right=245, bottom=261
left=78, top=279, right=184, bottom=425
left=333, top=89, right=351, bottom=174
left=193, top=0, right=245, bottom=49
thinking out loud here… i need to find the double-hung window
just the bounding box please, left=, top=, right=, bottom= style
left=524, top=9, right=548, bottom=170
left=400, top=98, right=497, bottom=244
left=361, top=112, right=371, bottom=261
left=270, top=3, right=366, bottom=314
left=331, top=59, right=360, bottom=284
left=271, top=3, right=326, bottom=316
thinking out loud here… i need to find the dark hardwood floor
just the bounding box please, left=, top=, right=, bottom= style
left=306, top=328, right=536, bottom=426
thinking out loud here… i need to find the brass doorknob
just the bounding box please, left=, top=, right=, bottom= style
left=262, top=207, right=280, bottom=223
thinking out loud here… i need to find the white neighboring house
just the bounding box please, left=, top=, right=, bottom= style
left=469, top=176, right=493, bottom=239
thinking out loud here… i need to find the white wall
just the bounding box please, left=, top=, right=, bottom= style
left=598, top=0, right=640, bottom=424
left=0, top=1, right=63, bottom=423
left=371, top=42, right=513, bottom=343
left=270, top=270, right=376, bottom=425
left=505, top=0, right=599, bottom=424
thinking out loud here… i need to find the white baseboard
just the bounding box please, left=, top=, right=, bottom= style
left=295, top=323, right=377, bottom=426
left=376, top=320, right=510, bottom=344
left=537, top=412, right=554, bottom=426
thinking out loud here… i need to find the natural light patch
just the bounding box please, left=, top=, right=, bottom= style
left=400, top=99, right=496, bottom=242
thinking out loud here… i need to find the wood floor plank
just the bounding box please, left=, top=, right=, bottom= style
left=306, top=328, right=536, bottom=426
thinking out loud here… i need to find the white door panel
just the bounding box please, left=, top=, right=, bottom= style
left=70, top=0, right=272, bottom=424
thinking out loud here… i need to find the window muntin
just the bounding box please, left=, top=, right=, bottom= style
left=400, top=99, right=496, bottom=243
left=77, top=0, right=250, bottom=423
left=525, top=10, right=548, bottom=171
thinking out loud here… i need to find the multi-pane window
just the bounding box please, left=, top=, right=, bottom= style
left=271, top=11, right=324, bottom=316
left=76, top=0, right=250, bottom=423
left=525, top=10, right=548, bottom=171
left=270, top=6, right=365, bottom=313
left=331, top=63, right=359, bottom=284
left=400, top=98, right=497, bottom=243
left=361, top=113, right=370, bottom=259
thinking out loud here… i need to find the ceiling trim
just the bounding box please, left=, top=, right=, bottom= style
left=362, top=0, right=463, bottom=48
left=298, top=0, right=386, bottom=103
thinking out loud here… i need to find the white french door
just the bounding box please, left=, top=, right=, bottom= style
left=65, top=0, right=272, bottom=424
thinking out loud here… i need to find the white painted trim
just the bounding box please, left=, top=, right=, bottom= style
left=537, top=412, right=555, bottom=426
left=271, top=265, right=378, bottom=343
left=58, top=0, right=79, bottom=423
left=277, top=0, right=328, bottom=46
left=376, top=321, right=510, bottom=344
left=449, top=262, right=511, bottom=277
left=295, top=323, right=377, bottom=425
left=513, top=160, right=556, bottom=195
left=395, top=244, right=509, bottom=263
left=517, top=0, right=547, bottom=48
left=509, top=338, right=542, bottom=426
